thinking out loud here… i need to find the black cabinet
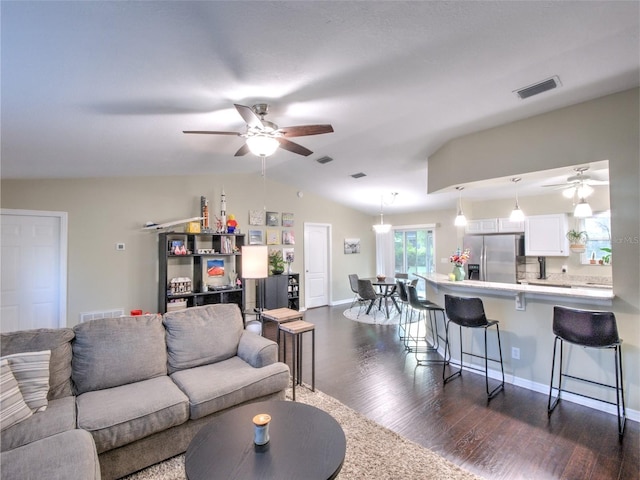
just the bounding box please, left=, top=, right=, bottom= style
left=259, top=273, right=300, bottom=311
left=158, top=232, right=245, bottom=314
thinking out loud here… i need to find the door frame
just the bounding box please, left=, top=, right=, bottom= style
left=1, top=208, right=68, bottom=328
left=303, top=222, right=332, bottom=308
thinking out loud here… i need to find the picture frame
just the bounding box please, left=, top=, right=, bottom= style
left=283, top=247, right=295, bottom=264
left=266, top=229, right=280, bottom=245
left=248, top=229, right=264, bottom=245
left=344, top=238, right=361, bottom=254
left=281, top=212, right=294, bottom=227
left=266, top=211, right=280, bottom=226
left=206, top=259, right=225, bottom=277
left=282, top=229, right=295, bottom=245
left=248, top=210, right=265, bottom=226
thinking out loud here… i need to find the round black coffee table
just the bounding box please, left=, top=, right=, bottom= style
left=185, top=400, right=346, bottom=480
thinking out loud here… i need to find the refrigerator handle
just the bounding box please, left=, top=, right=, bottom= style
left=481, top=245, right=487, bottom=281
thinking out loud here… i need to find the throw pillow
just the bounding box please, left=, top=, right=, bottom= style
left=2, top=350, right=51, bottom=412
left=0, top=358, right=33, bottom=431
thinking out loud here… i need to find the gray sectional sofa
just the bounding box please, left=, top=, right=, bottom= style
left=1, top=304, right=290, bottom=479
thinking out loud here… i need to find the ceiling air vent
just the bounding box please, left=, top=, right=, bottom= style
left=316, top=156, right=333, bottom=165
left=351, top=172, right=366, bottom=179
left=514, top=76, right=561, bottom=100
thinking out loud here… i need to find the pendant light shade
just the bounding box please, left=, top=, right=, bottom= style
left=246, top=135, right=280, bottom=157
left=454, top=186, right=467, bottom=227
left=509, top=178, right=526, bottom=222
left=574, top=197, right=593, bottom=218
left=372, top=193, right=395, bottom=233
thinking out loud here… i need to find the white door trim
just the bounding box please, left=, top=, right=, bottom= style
left=1, top=209, right=68, bottom=328
left=303, top=222, right=332, bottom=308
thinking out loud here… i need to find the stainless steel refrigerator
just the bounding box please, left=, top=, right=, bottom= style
left=463, top=234, right=525, bottom=284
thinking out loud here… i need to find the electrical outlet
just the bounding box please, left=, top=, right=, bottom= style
left=511, top=347, right=520, bottom=360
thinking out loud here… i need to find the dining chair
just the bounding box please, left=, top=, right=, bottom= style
left=348, top=274, right=363, bottom=310
left=356, top=279, right=383, bottom=318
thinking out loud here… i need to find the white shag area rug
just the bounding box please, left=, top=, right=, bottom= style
left=342, top=304, right=401, bottom=325
left=124, top=386, right=483, bottom=480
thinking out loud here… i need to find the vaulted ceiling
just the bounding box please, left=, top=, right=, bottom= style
left=2, top=1, right=638, bottom=214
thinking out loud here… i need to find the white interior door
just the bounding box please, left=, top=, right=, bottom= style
left=304, top=223, right=331, bottom=308
left=1, top=210, right=67, bottom=332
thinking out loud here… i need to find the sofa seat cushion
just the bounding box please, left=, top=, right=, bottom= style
left=0, top=429, right=100, bottom=480
left=76, top=376, right=189, bottom=453
left=170, top=356, right=290, bottom=420
left=0, top=396, right=76, bottom=452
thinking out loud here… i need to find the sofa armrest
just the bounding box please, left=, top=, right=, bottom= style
left=237, top=331, right=278, bottom=368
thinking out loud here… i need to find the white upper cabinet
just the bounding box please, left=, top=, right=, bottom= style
left=465, top=217, right=524, bottom=234
left=465, top=218, right=499, bottom=234
left=524, top=214, right=569, bottom=256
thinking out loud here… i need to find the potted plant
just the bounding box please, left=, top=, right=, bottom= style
left=268, top=250, right=285, bottom=275
left=600, top=247, right=611, bottom=265
left=566, top=229, right=588, bottom=253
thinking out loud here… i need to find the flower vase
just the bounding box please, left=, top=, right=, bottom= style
left=453, top=265, right=466, bottom=281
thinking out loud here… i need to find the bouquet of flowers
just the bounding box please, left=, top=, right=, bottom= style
left=450, top=248, right=470, bottom=266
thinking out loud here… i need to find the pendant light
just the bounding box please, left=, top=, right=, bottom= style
left=454, top=186, right=467, bottom=227
left=509, top=177, right=525, bottom=222
left=574, top=197, right=593, bottom=218
left=372, top=193, right=395, bottom=233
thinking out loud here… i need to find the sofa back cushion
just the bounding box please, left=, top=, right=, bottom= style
left=0, top=328, right=74, bottom=400
left=72, top=315, right=167, bottom=394
left=163, top=304, right=243, bottom=374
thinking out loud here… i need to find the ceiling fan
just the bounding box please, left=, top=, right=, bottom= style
left=542, top=166, right=608, bottom=199
left=183, top=103, right=334, bottom=157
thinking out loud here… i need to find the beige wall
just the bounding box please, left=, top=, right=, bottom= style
left=424, top=88, right=639, bottom=413
left=1, top=173, right=375, bottom=323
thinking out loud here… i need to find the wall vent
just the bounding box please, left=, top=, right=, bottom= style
left=514, top=76, right=561, bottom=100
left=351, top=172, right=366, bottom=179
left=316, top=156, right=333, bottom=164
left=79, top=308, right=125, bottom=323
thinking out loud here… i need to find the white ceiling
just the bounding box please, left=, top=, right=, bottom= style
left=1, top=1, right=638, bottom=215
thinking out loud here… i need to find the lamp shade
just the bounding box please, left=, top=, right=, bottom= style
left=574, top=198, right=593, bottom=218
left=509, top=206, right=525, bottom=222
left=246, top=135, right=279, bottom=157
left=373, top=223, right=392, bottom=234
left=241, top=245, right=268, bottom=279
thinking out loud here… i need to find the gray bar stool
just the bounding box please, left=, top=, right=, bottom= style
left=443, top=294, right=505, bottom=400
left=547, top=305, right=626, bottom=438
left=406, top=284, right=447, bottom=365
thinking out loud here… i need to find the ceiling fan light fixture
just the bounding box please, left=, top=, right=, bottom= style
left=576, top=183, right=594, bottom=198
left=574, top=197, right=593, bottom=218
left=246, top=135, right=279, bottom=157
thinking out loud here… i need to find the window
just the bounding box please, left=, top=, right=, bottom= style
left=581, top=211, right=611, bottom=264
left=394, top=228, right=435, bottom=276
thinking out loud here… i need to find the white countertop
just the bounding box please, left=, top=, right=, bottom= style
left=415, top=273, right=614, bottom=304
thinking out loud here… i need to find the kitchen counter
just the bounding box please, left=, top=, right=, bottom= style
left=518, top=279, right=613, bottom=290
left=415, top=273, right=614, bottom=308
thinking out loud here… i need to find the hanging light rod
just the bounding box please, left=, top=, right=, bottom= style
left=509, top=177, right=525, bottom=222
left=454, top=186, right=467, bottom=227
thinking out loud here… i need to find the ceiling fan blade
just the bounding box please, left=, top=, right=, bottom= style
left=279, top=124, right=334, bottom=137
left=234, top=143, right=251, bottom=157
left=183, top=130, right=241, bottom=135
left=234, top=104, right=264, bottom=130
left=276, top=138, right=313, bottom=156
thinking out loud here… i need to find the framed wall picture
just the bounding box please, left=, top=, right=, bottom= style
left=282, top=229, right=295, bottom=245
left=283, top=247, right=295, bottom=264
left=281, top=212, right=294, bottom=227
left=207, top=259, right=225, bottom=276
left=266, top=211, right=280, bottom=226
left=344, top=238, right=361, bottom=254
left=248, top=229, right=264, bottom=245
left=249, top=210, right=265, bottom=226
left=266, top=229, right=280, bottom=245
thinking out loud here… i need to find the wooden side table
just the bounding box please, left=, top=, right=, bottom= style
left=260, top=308, right=303, bottom=360
left=279, top=320, right=315, bottom=401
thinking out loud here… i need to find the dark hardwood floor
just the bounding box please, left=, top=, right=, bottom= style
left=274, top=305, right=639, bottom=480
